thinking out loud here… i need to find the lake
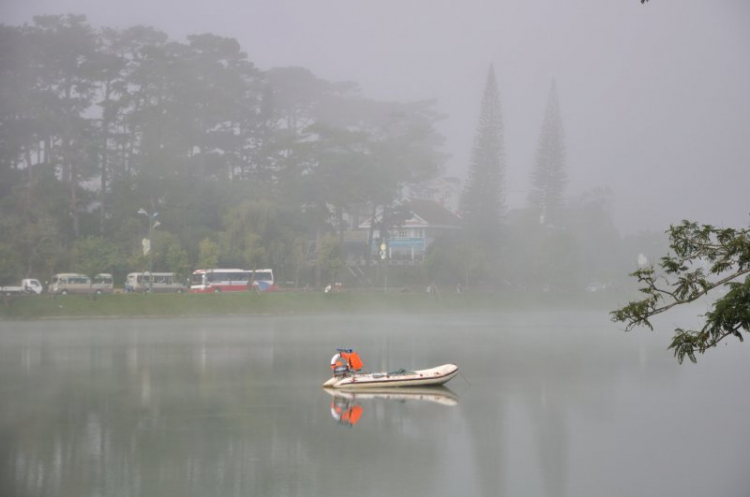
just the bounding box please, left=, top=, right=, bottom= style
left=1, top=309, right=748, bottom=497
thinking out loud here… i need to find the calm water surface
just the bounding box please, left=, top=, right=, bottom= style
left=1, top=310, right=748, bottom=497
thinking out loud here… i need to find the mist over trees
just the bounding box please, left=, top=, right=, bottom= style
left=1, top=15, right=642, bottom=292
left=528, top=80, right=566, bottom=228
left=460, top=65, right=505, bottom=240
left=0, top=15, right=447, bottom=287
left=428, top=66, right=634, bottom=293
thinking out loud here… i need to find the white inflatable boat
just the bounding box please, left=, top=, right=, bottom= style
left=322, top=363, right=459, bottom=389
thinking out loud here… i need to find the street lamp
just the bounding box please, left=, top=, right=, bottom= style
left=380, top=241, right=388, bottom=294
left=138, top=208, right=159, bottom=293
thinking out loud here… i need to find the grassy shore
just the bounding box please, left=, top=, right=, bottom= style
left=0, top=289, right=626, bottom=320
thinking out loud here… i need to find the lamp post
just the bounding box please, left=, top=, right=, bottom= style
left=138, top=208, right=159, bottom=293
left=380, top=241, right=388, bottom=294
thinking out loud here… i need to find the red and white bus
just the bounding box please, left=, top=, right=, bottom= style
left=190, top=268, right=276, bottom=293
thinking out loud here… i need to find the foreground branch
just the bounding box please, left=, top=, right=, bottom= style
left=611, top=220, right=750, bottom=363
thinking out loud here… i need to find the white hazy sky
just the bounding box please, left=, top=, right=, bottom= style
left=2, top=0, right=749, bottom=233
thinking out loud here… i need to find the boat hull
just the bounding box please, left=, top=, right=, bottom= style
left=323, top=363, right=459, bottom=389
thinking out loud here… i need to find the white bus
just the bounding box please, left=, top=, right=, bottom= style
left=125, top=272, right=187, bottom=293
left=190, top=268, right=276, bottom=293
left=49, top=273, right=93, bottom=295
left=92, top=273, right=114, bottom=294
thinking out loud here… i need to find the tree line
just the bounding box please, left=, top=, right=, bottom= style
left=435, top=67, right=645, bottom=293
left=0, top=15, right=445, bottom=287
left=1, top=15, right=646, bottom=293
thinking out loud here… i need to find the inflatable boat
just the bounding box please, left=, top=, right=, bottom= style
left=322, top=363, right=459, bottom=389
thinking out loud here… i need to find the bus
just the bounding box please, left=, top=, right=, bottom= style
left=49, top=273, right=93, bottom=295
left=92, top=273, right=114, bottom=294
left=125, top=272, right=187, bottom=293
left=190, top=268, right=276, bottom=293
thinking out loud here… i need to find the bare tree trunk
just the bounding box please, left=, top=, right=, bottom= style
left=64, top=137, right=80, bottom=239
left=365, top=203, right=377, bottom=270
left=70, top=157, right=80, bottom=239
left=314, top=227, right=322, bottom=289
left=336, top=205, right=345, bottom=246
left=99, top=83, right=112, bottom=235
left=24, top=148, right=33, bottom=217
left=100, top=133, right=109, bottom=235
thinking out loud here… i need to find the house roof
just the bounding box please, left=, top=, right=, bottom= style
left=403, top=198, right=462, bottom=228
left=358, top=199, right=462, bottom=230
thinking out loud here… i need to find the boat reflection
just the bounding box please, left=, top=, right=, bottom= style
left=324, top=386, right=459, bottom=427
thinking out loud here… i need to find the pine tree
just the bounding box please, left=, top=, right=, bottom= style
left=528, top=80, right=567, bottom=227
left=460, top=65, right=505, bottom=240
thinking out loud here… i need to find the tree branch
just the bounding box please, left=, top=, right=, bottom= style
left=644, top=267, right=750, bottom=319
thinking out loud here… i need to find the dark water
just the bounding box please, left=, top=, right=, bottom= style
left=1, top=311, right=748, bottom=497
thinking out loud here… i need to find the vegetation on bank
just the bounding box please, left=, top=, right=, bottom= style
left=0, top=289, right=622, bottom=320
left=0, top=15, right=444, bottom=290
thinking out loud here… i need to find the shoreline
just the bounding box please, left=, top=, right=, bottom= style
left=0, top=290, right=627, bottom=321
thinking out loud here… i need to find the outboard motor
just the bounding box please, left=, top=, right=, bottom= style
left=333, top=362, right=350, bottom=378
left=331, top=348, right=352, bottom=378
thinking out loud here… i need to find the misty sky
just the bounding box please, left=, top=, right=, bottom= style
left=3, top=0, right=749, bottom=234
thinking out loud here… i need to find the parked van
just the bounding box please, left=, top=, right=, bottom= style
left=125, top=272, right=187, bottom=293
left=49, top=273, right=93, bottom=295
left=92, top=273, right=114, bottom=294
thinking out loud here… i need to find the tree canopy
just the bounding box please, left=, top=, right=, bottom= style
left=528, top=80, right=567, bottom=227
left=611, top=220, right=750, bottom=363
left=460, top=64, right=505, bottom=241
left=0, top=15, right=445, bottom=287
left=2, top=16, right=636, bottom=295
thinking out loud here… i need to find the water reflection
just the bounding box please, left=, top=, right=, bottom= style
left=329, top=393, right=364, bottom=427
left=1, top=313, right=748, bottom=497
left=324, top=386, right=459, bottom=427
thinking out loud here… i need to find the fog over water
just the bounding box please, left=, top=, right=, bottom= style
left=4, top=0, right=750, bottom=233
left=1, top=311, right=749, bottom=497
left=3, top=3, right=749, bottom=494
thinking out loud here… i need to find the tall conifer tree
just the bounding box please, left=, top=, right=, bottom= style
left=460, top=65, right=505, bottom=241
left=528, top=80, right=567, bottom=227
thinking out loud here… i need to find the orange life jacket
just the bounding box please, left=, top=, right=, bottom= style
left=341, top=351, right=363, bottom=371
